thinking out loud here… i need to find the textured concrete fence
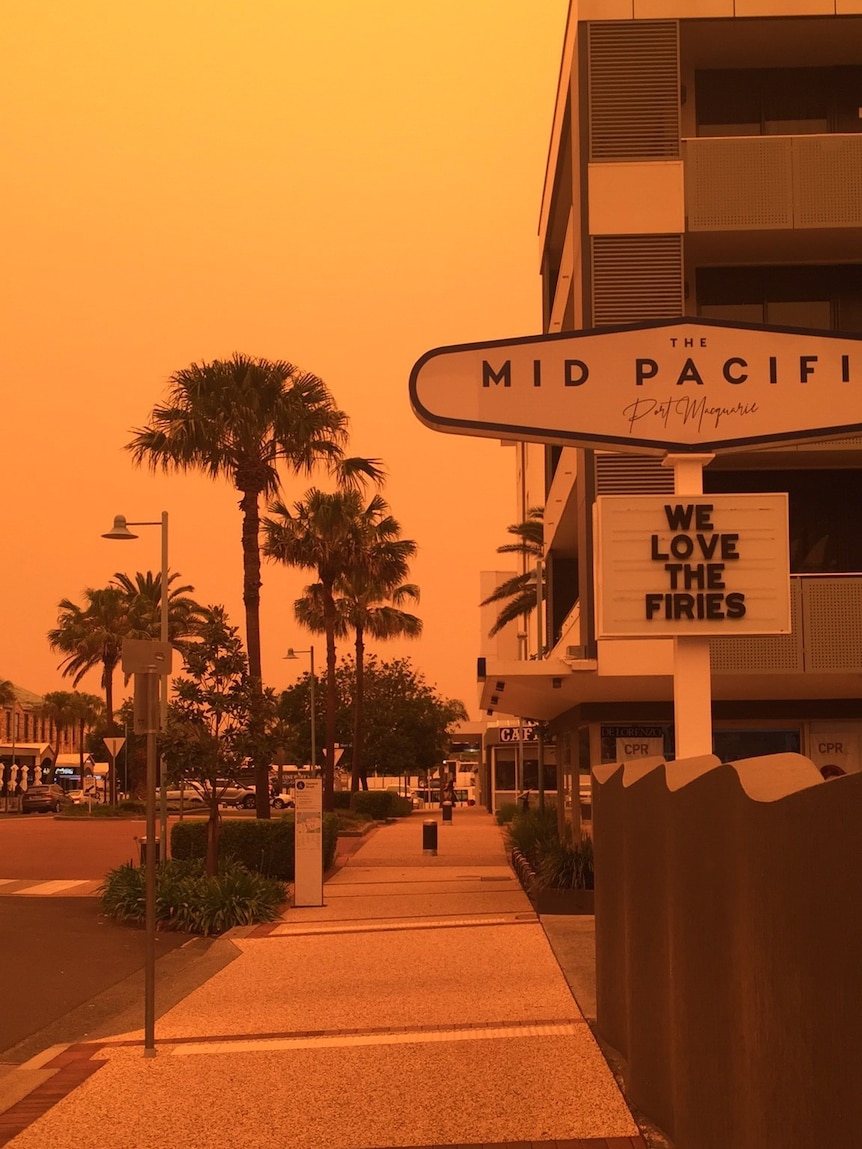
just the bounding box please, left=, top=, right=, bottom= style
left=593, top=753, right=862, bottom=1149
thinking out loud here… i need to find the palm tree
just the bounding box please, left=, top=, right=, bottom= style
left=40, top=690, right=104, bottom=772
left=295, top=536, right=421, bottom=791
left=126, top=353, right=383, bottom=814
left=481, top=506, right=545, bottom=638
left=0, top=680, right=14, bottom=708
left=48, top=587, right=128, bottom=729
left=263, top=489, right=395, bottom=809
left=110, top=570, right=206, bottom=652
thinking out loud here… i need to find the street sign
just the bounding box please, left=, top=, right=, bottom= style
left=103, top=737, right=126, bottom=759
left=410, top=318, right=862, bottom=454
left=122, top=639, right=173, bottom=675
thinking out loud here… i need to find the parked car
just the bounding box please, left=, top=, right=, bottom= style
left=174, top=779, right=256, bottom=809
left=270, top=790, right=296, bottom=810
left=21, top=784, right=67, bottom=814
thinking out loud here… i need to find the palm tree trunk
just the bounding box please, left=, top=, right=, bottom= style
left=351, top=625, right=365, bottom=793
left=323, top=586, right=338, bottom=812
left=239, top=487, right=271, bottom=819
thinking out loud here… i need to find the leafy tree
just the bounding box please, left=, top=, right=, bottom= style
left=162, top=606, right=274, bottom=874
left=126, top=352, right=383, bottom=816
left=278, top=656, right=466, bottom=789
left=481, top=506, right=545, bottom=638
left=294, top=514, right=421, bottom=790
left=0, top=680, right=14, bottom=708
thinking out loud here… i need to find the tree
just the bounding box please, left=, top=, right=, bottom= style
left=126, top=352, right=383, bottom=816
left=481, top=506, right=545, bottom=638
left=48, top=587, right=128, bottom=728
left=109, top=570, right=206, bottom=651
left=40, top=690, right=104, bottom=772
left=278, top=655, right=466, bottom=789
left=263, top=489, right=395, bottom=809
left=162, top=606, right=274, bottom=874
left=0, top=680, right=14, bottom=708
left=294, top=523, right=422, bottom=790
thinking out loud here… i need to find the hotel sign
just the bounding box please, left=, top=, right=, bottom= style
left=409, top=319, right=862, bottom=453
left=594, top=494, right=791, bottom=637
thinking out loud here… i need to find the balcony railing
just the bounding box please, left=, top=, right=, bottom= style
left=683, top=134, right=862, bottom=231
left=710, top=574, right=862, bottom=674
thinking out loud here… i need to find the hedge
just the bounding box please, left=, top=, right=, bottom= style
left=171, top=814, right=338, bottom=880
left=349, top=790, right=412, bottom=819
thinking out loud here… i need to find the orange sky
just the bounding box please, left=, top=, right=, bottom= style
left=0, top=1, right=568, bottom=718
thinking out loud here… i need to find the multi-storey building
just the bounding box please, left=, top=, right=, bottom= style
left=479, top=1, right=862, bottom=812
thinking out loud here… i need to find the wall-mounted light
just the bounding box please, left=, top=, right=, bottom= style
left=552, top=678, right=563, bottom=689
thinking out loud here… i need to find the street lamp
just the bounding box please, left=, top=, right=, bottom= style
left=284, top=647, right=316, bottom=773
left=103, top=512, right=169, bottom=828
left=102, top=511, right=168, bottom=1059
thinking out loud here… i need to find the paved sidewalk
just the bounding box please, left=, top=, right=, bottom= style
left=0, top=808, right=641, bottom=1149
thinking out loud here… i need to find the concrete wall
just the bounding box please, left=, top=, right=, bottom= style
left=593, top=752, right=862, bottom=1149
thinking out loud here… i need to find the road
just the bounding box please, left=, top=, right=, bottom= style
left=0, top=815, right=211, bottom=1059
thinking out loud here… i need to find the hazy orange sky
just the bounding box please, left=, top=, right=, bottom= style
left=1, top=1, right=568, bottom=718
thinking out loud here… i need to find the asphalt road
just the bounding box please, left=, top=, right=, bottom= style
left=0, top=815, right=224, bottom=1060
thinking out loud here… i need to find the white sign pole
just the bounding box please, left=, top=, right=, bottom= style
left=663, top=454, right=715, bottom=759
left=293, top=778, right=323, bottom=907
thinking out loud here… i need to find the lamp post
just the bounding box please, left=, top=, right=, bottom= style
left=102, top=512, right=168, bottom=1057
left=102, top=513, right=169, bottom=841
left=284, top=647, right=316, bottom=773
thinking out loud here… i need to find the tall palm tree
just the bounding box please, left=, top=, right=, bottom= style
left=481, top=506, right=545, bottom=638
left=263, top=488, right=393, bottom=809
left=295, top=538, right=422, bottom=791
left=48, top=587, right=128, bottom=729
left=126, top=353, right=383, bottom=814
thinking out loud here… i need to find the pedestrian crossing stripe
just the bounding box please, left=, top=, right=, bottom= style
left=0, top=879, right=101, bottom=897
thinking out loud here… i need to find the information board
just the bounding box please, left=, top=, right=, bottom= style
left=293, top=778, right=323, bottom=907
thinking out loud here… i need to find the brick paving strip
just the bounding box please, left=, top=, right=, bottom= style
left=0, top=1045, right=106, bottom=1148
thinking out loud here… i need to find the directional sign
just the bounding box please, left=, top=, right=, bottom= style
left=409, top=318, right=862, bottom=454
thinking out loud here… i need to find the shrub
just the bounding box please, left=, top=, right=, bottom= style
left=507, top=807, right=560, bottom=867
left=535, top=837, right=594, bottom=890
left=495, top=803, right=519, bottom=825
left=332, top=791, right=352, bottom=810
left=171, top=814, right=339, bottom=879
left=62, top=802, right=136, bottom=819
left=388, top=794, right=414, bottom=818
left=349, top=790, right=394, bottom=820
left=99, top=858, right=286, bottom=935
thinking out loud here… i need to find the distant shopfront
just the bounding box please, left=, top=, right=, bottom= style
left=483, top=723, right=557, bottom=812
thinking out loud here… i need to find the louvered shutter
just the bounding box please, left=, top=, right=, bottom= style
left=590, top=234, right=684, bottom=325
left=588, top=21, right=680, bottom=161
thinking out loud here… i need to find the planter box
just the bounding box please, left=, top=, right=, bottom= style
left=532, top=886, right=595, bottom=916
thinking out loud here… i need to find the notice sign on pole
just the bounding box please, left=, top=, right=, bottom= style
left=595, top=493, right=790, bottom=638
left=293, top=779, right=323, bottom=907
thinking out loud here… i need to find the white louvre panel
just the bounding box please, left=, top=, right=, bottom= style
left=588, top=22, right=680, bottom=161
left=802, top=578, right=862, bottom=671
left=590, top=235, right=684, bottom=325
left=595, top=454, right=675, bottom=495
left=793, top=136, right=862, bottom=228
left=685, top=138, right=793, bottom=231
left=711, top=581, right=803, bottom=674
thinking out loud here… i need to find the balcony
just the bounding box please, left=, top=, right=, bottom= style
left=711, top=574, right=862, bottom=676
left=683, top=134, right=862, bottom=233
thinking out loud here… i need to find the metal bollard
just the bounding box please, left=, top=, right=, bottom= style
left=441, top=800, right=453, bottom=825
left=422, top=819, right=437, bottom=856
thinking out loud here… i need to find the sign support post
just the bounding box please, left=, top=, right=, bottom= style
left=663, top=454, right=716, bottom=759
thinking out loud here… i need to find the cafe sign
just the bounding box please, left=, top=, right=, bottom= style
left=595, top=493, right=791, bottom=637
left=409, top=318, right=862, bottom=454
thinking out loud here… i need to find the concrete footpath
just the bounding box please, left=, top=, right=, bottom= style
left=0, top=808, right=642, bottom=1149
